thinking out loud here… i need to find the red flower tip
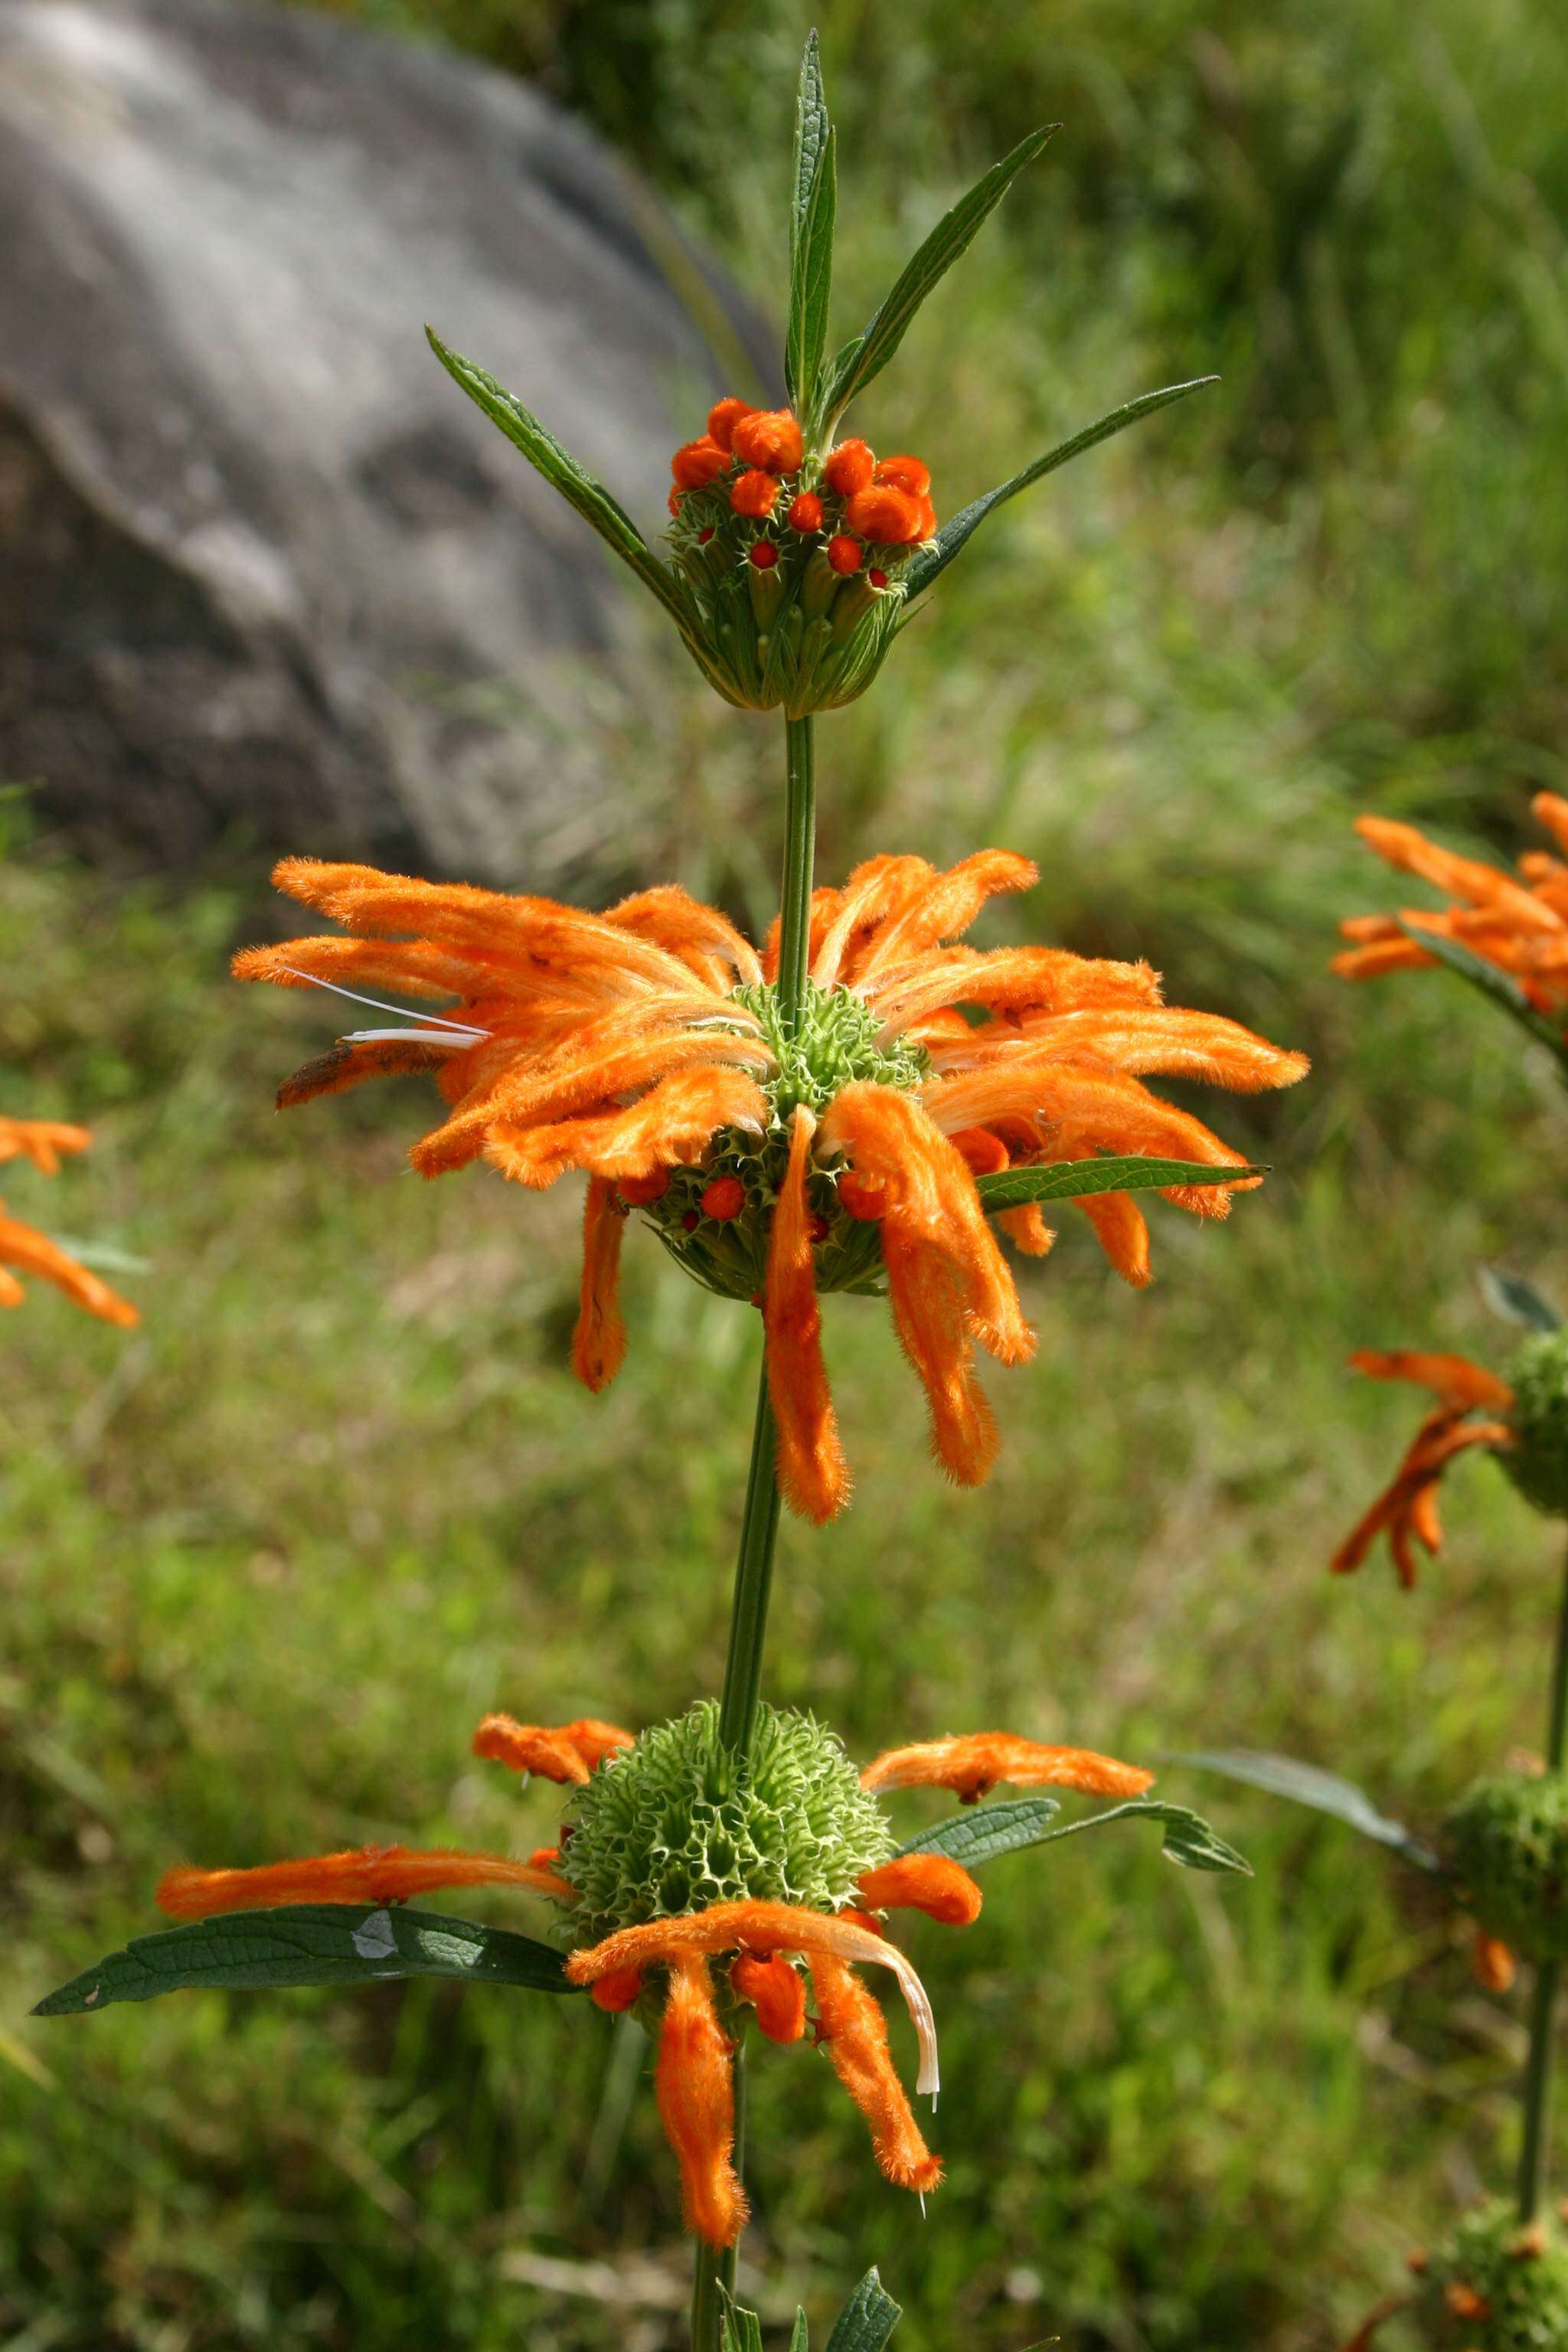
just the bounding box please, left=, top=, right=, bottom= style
left=787, top=491, right=825, bottom=534
left=731, top=469, right=779, bottom=520
left=701, top=1174, right=746, bottom=1220
left=697, top=527, right=715, bottom=544
left=868, top=567, right=889, bottom=590
left=732, top=408, right=805, bottom=475
left=824, top=439, right=876, bottom=497
left=826, top=533, right=864, bottom=577
left=747, top=539, right=780, bottom=569
left=707, top=397, right=756, bottom=452
left=681, top=1210, right=700, bottom=1232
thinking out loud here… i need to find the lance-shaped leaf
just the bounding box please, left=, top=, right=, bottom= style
left=894, top=1796, right=1062, bottom=1867
left=1019, top=1798, right=1251, bottom=1876
left=906, top=376, right=1217, bottom=598
left=1481, top=1266, right=1563, bottom=1333
left=821, top=127, right=1057, bottom=427
left=789, top=2314, right=809, bottom=2352
left=787, top=33, right=836, bottom=416
left=426, top=329, right=689, bottom=629
left=975, top=1155, right=1265, bottom=1214
left=33, top=1903, right=577, bottom=2016
left=825, top=2269, right=902, bottom=2352
left=1396, top=918, right=1568, bottom=1061
left=720, top=2293, right=766, bottom=2352
left=1174, top=1749, right=1443, bottom=1875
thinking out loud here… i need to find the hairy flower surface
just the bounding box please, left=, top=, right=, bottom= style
left=1333, top=794, right=1568, bottom=1019
left=236, top=849, right=1305, bottom=1518
left=0, top=1117, right=139, bottom=1327
left=154, top=1700, right=1152, bottom=2247
left=1332, top=1336, right=1568, bottom=1586
left=664, top=403, right=936, bottom=714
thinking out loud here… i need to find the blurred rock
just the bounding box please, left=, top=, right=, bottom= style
left=0, top=0, right=774, bottom=874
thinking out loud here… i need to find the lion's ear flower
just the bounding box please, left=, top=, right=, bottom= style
left=860, top=1733, right=1154, bottom=1805
left=236, top=847, right=1305, bottom=1517
left=1331, top=1350, right=1517, bottom=1587
left=0, top=1119, right=139, bottom=1328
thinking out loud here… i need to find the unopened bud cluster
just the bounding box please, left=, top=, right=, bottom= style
left=560, top=1700, right=893, bottom=1949
left=1412, top=2197, right=1568, bottom=2350
left=665, top=398, right=937, bottom=715
left=1444, top=1769, right=1568, bottom=1968
left=618, top=981, right=928, bottom=1302
left=1500, top=1330, right=1568, bottom=1518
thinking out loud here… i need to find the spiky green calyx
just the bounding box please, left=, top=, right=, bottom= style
left=1415, top=2198, right=1568, bottom=2350
left=666, top=472, right=914, bottom=717
left=639, top=980, right=929, bottom=1302
left=561, top=1700, right=893, bottom=1949
left=1443, top=1771, right=1568, bottom=1966
left=1500, top=1331, right=1568, bottom=1517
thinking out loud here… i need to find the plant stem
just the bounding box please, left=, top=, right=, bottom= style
left=717, top=1362, right=782, bottom=1757
left=1517, top=1534, right=1568, bottom=2223
left=776, top=714, right=817, bottom=1030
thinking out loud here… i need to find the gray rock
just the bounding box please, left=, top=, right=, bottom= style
left=0, top=0, right=776, bottom=874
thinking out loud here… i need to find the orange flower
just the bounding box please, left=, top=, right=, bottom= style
left=1334, top=795, right=1568, bottom=1021
left=1331, top=1351, right=1516, bottom=1588
left=0, top=1117, right=139, bottom=1328
left=148, top=1700, right=1149, bottom=2249
left=235, top=848, right=1305, bottom=1518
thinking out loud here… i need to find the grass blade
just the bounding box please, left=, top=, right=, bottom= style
left=906, top=377, right=1217, bottom=596
left=34, top=1903, right=577, bottom=2015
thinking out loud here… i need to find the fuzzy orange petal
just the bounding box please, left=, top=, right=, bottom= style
left=654, top=1954, right=747, bottom=2247
left=0, top=1118, right=93, bottom=1174
left=881, top=1228, right=999, bottom=1486
left=730, top=1953, right=807, bottom=2043
left=1348, top=1349, right=1514, bottom=1412
left=480, top=1068, right=768, bottom=1191
left=763, top=1106, right=850, bottom=1523
left=472, top=1713, right=634, bottom=1781
left=809, top=1952, right=942, bottom=2194
left=856, top=1854, right=982, bottom=1927
left=861, top=1732, right=1153, bottom=1803
left=156, top=1844, right=573, bottom=1919
left=851, top=850, right=1037, bottom=982
left=0, top=1213, right=139, bottom=1328
left=275, top=1037, right=455, bottom=1110
left=573, top=1178, right=629, bottom=1393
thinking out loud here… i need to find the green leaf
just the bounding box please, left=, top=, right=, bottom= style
left=905, top=377, right=1217, bottom=596
left=1174, top=1749, right=1442, bottom=1875
left=720, top=2292, right=766, bottom=2352
left=822, top=128, right=1057, bottom=425
left=1021, top=1798, right=1252, bottom=1876
left=33, top=1904, right=577, bottom=2016
left=1480, top=1266, right=1563, bottom=1331
left=1396, top=918, right=1568, bottom=1060
left=825, top=2269, right=902, bottom=2352
left=789, top=2314, right=810, bottom=2352
left=975, top=1156, right=1266, bottom=1213
left=788, top=34, right=835, bottom=416
left=894, top=1797, right=1061, bottom=1867
left=426, top=329, right=688, bottom=626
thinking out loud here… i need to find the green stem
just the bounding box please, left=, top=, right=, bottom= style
left=776, top=714, right=817, bottom=1029
left=1517, top=1535, right=1568, bottom=2223
left=716, top=1362, right=782, bottom=1757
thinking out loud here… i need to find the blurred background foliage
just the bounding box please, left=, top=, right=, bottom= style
left=4, top=1, right=1568, bottom=2347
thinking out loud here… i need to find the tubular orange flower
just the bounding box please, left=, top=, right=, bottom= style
left=1332, top=1350, right=1517, bottom=1588
left=861, top=1732, right=1155, bottom=1805
left=157, top=1844, right=573, bottom=1919
left=1334, top=795, right=1568, bottom=1021
left=730, top=1953, right=807, bottom=2043
left=472, top=1714, right=635, bottom=1781
left=855, top=1854, right=983, bottom=1926
left=237, top=848, right=1304, bottom=1517
left=0, top=1118, right=139, bottom=1328
left=655, top=1952, right=748, bottom=2246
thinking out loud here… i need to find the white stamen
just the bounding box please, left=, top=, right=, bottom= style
left=279, top=966, right=493, bottom=1037
left=341, top=1026, right=486, bottom=1047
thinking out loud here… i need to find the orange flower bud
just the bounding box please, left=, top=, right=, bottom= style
left=857, top=1854, right=983, bottom=1927
left=826, top=534, right=864, bottom=577
left=747, top=540, right=780, bottom=569
left=915, top=495, right=938, bottom=541
left=730, top=469, right=779, bottom=519
left=730, top=1953, right=806, bottom=2043
left=846, top=483, right=924, bottom=546
left=787, top=491, right=825, bottom=534
left=837, top=1170, right=884, bottom=1219
left=1472, top=1930, right=1517, bottom=1993
left=824, top=439, right=876, bottom=497
left=671, top=436, right=730, bottom=491
left=732, top=408, right=805, bottom=475
left=874, top=454, right=931, bottom=497
left=707, top=397, right=756, bottom=452
left=1445, top=2284, right=1489, bottom=2321
left=701, top=1174, right=746, bottom=1220
left=617, top=1169, right=670, bottom=1207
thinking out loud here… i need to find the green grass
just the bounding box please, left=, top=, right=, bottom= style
left=8, top=0, right=1568, bottom=2344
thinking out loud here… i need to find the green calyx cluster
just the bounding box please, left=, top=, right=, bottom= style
left=665, top=474, right=913, bottom=719
left=560, top=1700, right=893, bottom=1949
left=1500, top=1331, right=1568, bottom=1517
left=1416, top=2199, right=1568, bottom=2350
left=639, top=980, right=929, bottom=1303
left=1444, top=1771, right=1568, bottom=1966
